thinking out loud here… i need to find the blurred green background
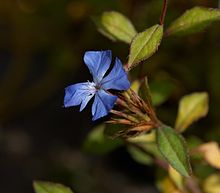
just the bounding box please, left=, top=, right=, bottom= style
left=0, top=0, right=220, bottom=193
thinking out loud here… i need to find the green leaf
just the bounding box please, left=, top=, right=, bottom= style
left=128, top=24, right=163, bottom=70
left=127, top=145, right=153, bottom=165
left=83, top=124, right=122, bottom=154
left=169, top=166, right=184, bottom=191
left=92, top=16, right=117, bottom=41
left=101, top=11, right=137, bottom=43
left=33, top=181, right=73, bottom=193
left=203, top=174, right=220, bottom=193
left=175, top=92, right=209, bottom=133
left=166, top=7, right=220, bottom=36
left=156, top=126, right=192, bottom=177
left=127, top=132, right=161, bottom=165
left=150, top=79, right=175, bottom=106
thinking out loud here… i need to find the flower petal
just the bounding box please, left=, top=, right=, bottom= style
left=64, top=82, right=96, bottom=111
left=101, top=57, right=130, bottom=90
left=92, top=90, right=117, bottom=121
left=83, top=50, right=112, bottom=83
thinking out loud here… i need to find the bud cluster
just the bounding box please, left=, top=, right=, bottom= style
left=108, top=89, right=160, bottom=138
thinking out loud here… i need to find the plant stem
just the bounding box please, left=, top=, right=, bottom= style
left=160, top=0, right=168, bottom=25
left=129, top=141, right=202, bottom=193
left=185, top=177, right=202, bottom=193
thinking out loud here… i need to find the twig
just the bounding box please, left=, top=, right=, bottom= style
left=160, top=0, right=168, bottom=25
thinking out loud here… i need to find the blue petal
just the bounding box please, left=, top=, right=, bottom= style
left=101, top=58, right=130, bottom=90
left=64, top=82, right=96, bottom=111
left=83, top=50, right=112, bottom=83
left=92, top=90, right=117, bottom=121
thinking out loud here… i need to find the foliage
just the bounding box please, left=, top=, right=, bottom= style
left=175, top=92, right=209, bottom=132
left=166, top=7, right=220, bottom=36
left=128, top=24, right=163, bottom=69
left=86, top=2, right=220, bottom=193
left=97, top=11, right=137, bottom=43
left=156, top=126, right=191, bottom=177
left=34, top=181, right=74, bottom=193
left=83, top=124, right=122, bottom=154
left=31, top=1, right=220, bottom=193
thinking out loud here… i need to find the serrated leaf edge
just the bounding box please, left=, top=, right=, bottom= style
left=156, top=126, right=192, bottom=177
left=128, top=24, right=163, bottom=70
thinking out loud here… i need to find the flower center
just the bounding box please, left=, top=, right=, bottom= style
left=95, top=83, right=101, bottom=90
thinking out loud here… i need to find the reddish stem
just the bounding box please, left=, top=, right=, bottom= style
left=160, top=0, right=168, bottom=25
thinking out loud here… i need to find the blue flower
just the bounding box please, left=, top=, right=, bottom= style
left=64, top=50, right=130, bottom=121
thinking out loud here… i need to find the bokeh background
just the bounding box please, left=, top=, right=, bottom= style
left=0, top=0, right=220, bottom=193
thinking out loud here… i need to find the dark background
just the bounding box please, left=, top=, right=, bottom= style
left=0, top=0, right=220, bottom=193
